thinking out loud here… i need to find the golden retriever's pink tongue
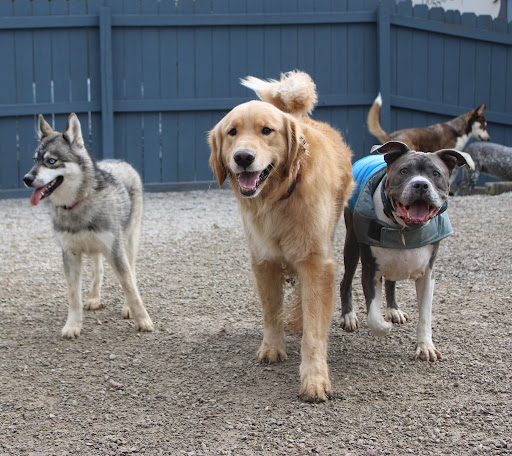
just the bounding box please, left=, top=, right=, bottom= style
left=237, top=171, right=260, bottom=190
left=30, top=187, right=46, bottom=206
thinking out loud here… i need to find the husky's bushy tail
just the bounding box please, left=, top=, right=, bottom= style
left=240, top=70, right=318, bottom=117
left=367, top=93, right=391, bottom=143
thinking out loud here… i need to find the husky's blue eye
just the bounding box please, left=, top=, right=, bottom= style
left=48, top=158, right=57, bottom=165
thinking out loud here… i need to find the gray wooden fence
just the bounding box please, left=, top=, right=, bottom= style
left=1, top=0, right=511, bottom=197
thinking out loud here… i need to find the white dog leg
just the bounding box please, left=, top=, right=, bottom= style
left=415, top=269, right=442, bottom=361
left=61, top=250, right=83, bottom=339
left=84, top=253, right=104, bottom=310
left=367, top=278, right=392, bottom=337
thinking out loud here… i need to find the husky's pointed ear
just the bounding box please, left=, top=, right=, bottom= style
left=38, top=114, right=54, bottom=140
left=63, top=113, right=84, bottom=147
left=371, top=141, right=410, bottom=166
left=435, top=149, right=475, bottom=173
left=284, top=116, right=306, bottom=178
left=473, top=103, right=486, bottom=117
left=208, top=124, right=227, bottom=187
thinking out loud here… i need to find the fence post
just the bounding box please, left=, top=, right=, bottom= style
left=100, top=6, right=114, bottom=159
left=377, top=0, right=391, bottom=133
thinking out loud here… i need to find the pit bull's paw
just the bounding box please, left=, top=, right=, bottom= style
left=367, top=315, right=393, bottom=337
left=340, top=311, right=359, bottom=332
left=385, top=308, right=409, bottom=324
left=84, top=297, right=104, bottom=311
left=257, top=344, right=287, bottom=364
left=62, top=323, right=81, bottom=339
left=300, top=374, right=332, bottom=403
left=134, top=316, right=154, bottom=332
left=414, top=342, right=443, bottom=362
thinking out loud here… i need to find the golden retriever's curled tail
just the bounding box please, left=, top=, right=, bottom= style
left=240, top=70, right=317, bottom=117
left=367, top=93, right=391, bottom=143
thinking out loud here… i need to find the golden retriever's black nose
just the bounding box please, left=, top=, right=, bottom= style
left=234, top=149, right=255, bottom=169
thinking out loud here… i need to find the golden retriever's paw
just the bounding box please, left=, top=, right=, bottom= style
left=385, top=308, right=409, bottom=324
left=414, top=342, right=443, bottom=362
left=134, top=316, right=154, bottom=333
left=257, top=344, right=287, bottom=364
left=300, top=375, right=333, bottom=403
left=84, top=297, right=104, bottom=311
left=62, top=323, right=81, bottom=339
left=340, top=310, right=359, bottom=332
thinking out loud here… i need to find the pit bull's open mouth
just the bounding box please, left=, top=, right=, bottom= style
left=236, top=163, right=273, bottom=197
left=30, top=176, right=64, bottom=206
left=393, top=199, right=440, bottom=227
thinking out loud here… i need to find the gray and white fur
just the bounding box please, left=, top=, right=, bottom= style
left=458, top=141, right=512, bottom=195
left=340, top=141, right=473, bottom=361
left=23, top=113, right=153, bottom=338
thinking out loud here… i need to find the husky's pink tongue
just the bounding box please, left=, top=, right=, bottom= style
left=30, top=186, right=47, bottom=206
left=237, top=171, right=260, bottom=190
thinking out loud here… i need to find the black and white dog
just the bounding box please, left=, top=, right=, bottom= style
left=458, top=141, right=512, bottom=195
left=340, top=141, right=474, bottom=361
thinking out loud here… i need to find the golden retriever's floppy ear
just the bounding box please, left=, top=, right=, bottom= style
left=208, top=125, right=228, bottom=187
left=285, top=116, right=306, bottom=177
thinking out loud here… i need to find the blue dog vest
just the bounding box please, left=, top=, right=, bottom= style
left=350, top=154, right=453, bottom=249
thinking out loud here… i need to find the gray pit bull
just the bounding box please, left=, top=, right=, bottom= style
left=340, top=141, right=474, bottom=361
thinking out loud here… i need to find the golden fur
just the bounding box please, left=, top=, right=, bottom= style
left=209, top=71, right=354, bottom=402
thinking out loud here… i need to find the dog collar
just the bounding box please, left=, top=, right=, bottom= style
left=380, top=177, right=395, bottom=220
left=280, top=162, right=300, bottom=200
left=62, top=193, right=88, bottom=210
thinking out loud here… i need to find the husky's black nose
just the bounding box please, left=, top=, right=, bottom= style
left=234, top=149, right=255, bottom=169
left=23, top=174, right=34, bottom=187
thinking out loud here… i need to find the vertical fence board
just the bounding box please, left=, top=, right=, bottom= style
left=141, top=2, right=162, bottom=184
left=0, top=3, right=19, bottom=190
left=122, top=0, right=144, bottom=177
left=459, top=14, right=477, bottom=108
left=159, top=0, right=178, bottom=184
left=280, top=2, right=298, bottom=74
left=13, top=0, right=37, bottom=185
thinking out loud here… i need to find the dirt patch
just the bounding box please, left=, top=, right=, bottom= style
left=1, top=190, right=511, bottom=455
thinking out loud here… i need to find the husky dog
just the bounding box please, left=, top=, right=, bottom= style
left=23, top=113, right=154, bottom=338
left=367, top=94, right=490, bottom=152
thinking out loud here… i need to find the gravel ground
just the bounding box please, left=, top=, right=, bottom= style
left=1, top=189, right=511, bottom=455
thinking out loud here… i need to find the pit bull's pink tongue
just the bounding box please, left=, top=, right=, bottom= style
left=396, top=200, right=431, bottom=222
left=408, top=200, right=430, bottom=221
left=237, top=171, right=260, bottom=190
left=30, top=186, right=46, bottom=206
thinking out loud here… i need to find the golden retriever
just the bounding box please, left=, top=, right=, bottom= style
left=208, top=71, right=354, bottom=402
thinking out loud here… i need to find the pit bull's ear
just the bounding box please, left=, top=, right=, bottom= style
left=371, top=141, right=410, bottom=166
left=208, top=124, right=227, bottom=187
left=435, top=149, right=476, bottom=173
left=63, top=113, right=84, bottom=147
left=38, top=114, right=54, bottom=140
left=473, top=103, right=486, bottom=117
